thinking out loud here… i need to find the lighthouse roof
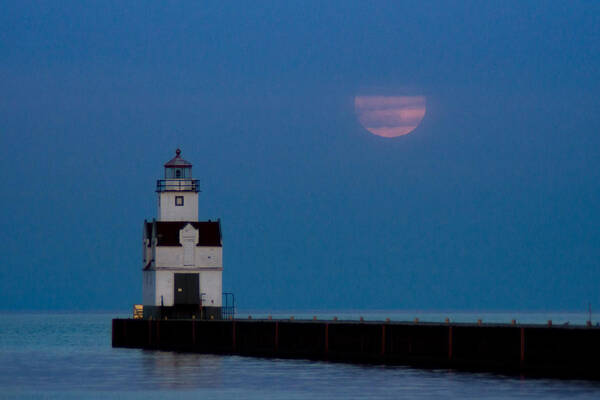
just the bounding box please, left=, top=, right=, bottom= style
left=164, top=149, right=192, bottom=168
left=145, top=221, right=222, bottom=247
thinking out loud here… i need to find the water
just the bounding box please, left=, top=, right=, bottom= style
left=1, top=312, right=600, bottom=399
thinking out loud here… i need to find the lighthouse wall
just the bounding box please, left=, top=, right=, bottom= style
left=158, top=191, right=198, bottom=221
left=155, top=270, right=174, bottom=306
left=200, top=270, right=223, bottom=307
left=142, top=270, right=156, bottom=305
left=147, top=269, right=222, bottom=307
left=154, top=246, right=222, bottom=269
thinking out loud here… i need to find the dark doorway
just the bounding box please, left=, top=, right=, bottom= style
left=174, top=273, right=200, bottom=305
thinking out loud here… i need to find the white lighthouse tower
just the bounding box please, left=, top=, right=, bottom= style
left=141, top=149, right=223, bottom=320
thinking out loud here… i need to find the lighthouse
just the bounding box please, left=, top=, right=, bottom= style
left=141, top=149, right=223, bottom=320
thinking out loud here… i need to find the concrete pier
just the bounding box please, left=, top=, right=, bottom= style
left=112, top=319, right=600, bottom=380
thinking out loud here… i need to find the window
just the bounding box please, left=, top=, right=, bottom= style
left=175, top=196, right=184, bottom=206
left=165, top=167, right=191, bottom=179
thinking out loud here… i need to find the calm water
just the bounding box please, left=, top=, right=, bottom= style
left=1, top=312, right=600, bottom=399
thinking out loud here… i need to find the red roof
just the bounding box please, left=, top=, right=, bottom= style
left=145, top=220, right=222, bottom=247
left=164, top=149, right=192, bottom=168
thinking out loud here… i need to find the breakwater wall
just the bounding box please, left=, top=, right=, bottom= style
left=112, top=319, right=600, bottom=380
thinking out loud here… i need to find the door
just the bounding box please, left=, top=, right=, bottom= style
left=174, top=273, right=200, bottom=305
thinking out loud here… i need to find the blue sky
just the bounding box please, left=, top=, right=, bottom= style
left=1, top=1, right=599, bottom=311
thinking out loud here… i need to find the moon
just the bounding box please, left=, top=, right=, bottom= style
left=354, top=95, right=426, bottom=138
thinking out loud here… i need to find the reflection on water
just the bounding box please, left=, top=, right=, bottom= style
left=140, top=350, right=223, bottom=389
left=1, top=313, right=600, bottom=399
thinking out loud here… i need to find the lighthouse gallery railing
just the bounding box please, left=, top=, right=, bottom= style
left=156, top=179, right=200, bottom=192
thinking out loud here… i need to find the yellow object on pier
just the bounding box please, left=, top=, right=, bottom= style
left=133, top=304, right=143, bottom=319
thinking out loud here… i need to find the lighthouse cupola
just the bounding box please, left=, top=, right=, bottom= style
left=164, top=148, right=192, bottom=179
left=156, top=149, right=199, bottom=221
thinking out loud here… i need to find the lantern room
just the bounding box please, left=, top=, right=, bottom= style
left=164, top=149, right=193, bottom=179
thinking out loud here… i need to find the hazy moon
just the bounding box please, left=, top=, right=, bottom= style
left=354, top=95, right=426, bottom=137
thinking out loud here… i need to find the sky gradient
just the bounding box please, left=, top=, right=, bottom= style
left=1, top=1, right=599, bottom=312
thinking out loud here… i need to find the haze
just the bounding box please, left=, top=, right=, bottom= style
left=1, top=1, right=599, bottom=312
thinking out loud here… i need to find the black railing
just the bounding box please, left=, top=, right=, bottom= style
left=156, top=179, right=200, bottom=192
left=222, top=292, right=236, bottom=320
